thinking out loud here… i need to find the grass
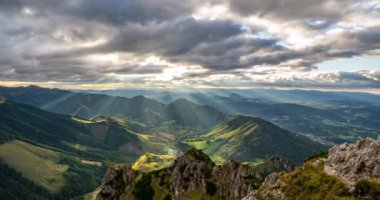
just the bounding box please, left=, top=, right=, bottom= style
left=278, top=160, right=354, bottom=200
left=134, top=133, right=152, bottom=141
left=354, top=179, right=380, bottom=199
left=132, top=153, right=175, bottom=171
left=322, top=119, right=347, bottom=127
left=80, top=159, right=103, bottom=167
left=201, top=124, right=228, bottom=138
left=71, top=116, right=94, bottom=124
left=64, top=142, right=88, bottom=152
left=0, top=140, right=69, bottom=193
left=210, top=155, right=225, bottom=164
left=82, top=188, right=101, bottom=200
left=183, top=140, right=207, bottom=150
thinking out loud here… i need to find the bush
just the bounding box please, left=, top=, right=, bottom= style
left=205, top=180, right=217, bottom=196
left=132, top=174, right=154, bottom=199
left=163, top=194, right=172, bottom=200
left=354, top=179, right=380, bottom=199
left=305, top=150, right=328, bottom=162
left=281, top=161, right=353, bottom=200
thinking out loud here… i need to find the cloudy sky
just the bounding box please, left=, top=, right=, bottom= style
left=0, top=0, right=379, bottom=92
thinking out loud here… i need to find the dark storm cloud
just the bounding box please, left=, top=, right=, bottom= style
left=69, top=0, right=202, bottom=24
left=354, top=26, right=380, bottom=49
left=93, top=18, right=297, bottom=70
left=2, top=0, right=202, bottom=24
left=228, top=0, right=348, bottom=21
left=100, top=18, right=244, bottom=55
left=0, top=0, right=379, bottom=89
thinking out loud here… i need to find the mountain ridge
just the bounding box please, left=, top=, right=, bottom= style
left=183, top=115, right=326, bottom=164
left=96, top=149, right=292, bottom=200
left=95, top=137, right=380, bottom=200
left=0, top=85, right=225, bottom=130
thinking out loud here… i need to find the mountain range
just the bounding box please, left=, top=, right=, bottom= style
left=2, top=85, right=379, bottom=144
left=0, top=85, right=379, bottom=199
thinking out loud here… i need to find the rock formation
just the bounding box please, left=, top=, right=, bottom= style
left=246, top=136, right=380, bottom=200
left=324, top=137, right=380, bottom=186
left=96, top=149, right=291, bottom=200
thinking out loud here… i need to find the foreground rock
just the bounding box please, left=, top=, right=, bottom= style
left=325, top=137, right=380, bottom=186
left=96, top=137, right=380, bottom=200
left=248, top=137, right=380, bottom=200
left=96, top=149, right=291, bottom=200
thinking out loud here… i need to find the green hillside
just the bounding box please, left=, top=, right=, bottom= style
left=0, top=140, right=69, bottom=193
left=0, top=139, right=106, bottom=200
left=166, top=98, right=226, bottom=130
left=0, top=90, right=329, bottom=198
left=183, top=115, right=326, bottom=164
left=0, top=99, right=152, bottom=198
left=0, top=86, right=225, bottom=130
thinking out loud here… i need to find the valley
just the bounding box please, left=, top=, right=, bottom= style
left=0, top=86, right=379, bottom=199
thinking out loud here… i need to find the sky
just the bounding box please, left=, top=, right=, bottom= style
left=0, top=0, right=379, bottom=92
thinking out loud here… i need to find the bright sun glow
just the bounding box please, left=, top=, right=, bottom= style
left=87, top=53, right=120, bottom=64
left=192, top=4, right=228, bottom=20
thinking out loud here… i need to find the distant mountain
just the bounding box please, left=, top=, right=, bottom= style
left=0, top=99, right=145, bottom=157
left=78, top=88, right=380, bottom=106
left=166, top=98, right=225, bottom=130
left=96, top=149, right=292, bottom=200
left=177, top=93, right=380, bottom=144
left=0, top=86, right=225, bottom=130
left=0, top=85, right=167, bottom=123
left=183, top=115, right=326, bottom=164
left=0, top=98, right=225, bottom=198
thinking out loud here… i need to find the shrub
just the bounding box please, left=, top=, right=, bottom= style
left=305, top=150, right=328, bottom=162
left=354, top=179, right=380, bottom=199
left=205, top=180, right=217, bottom=196
left=132, top=174, right=154, bottom=199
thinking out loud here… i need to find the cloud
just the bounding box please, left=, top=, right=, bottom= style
left=0, top=0, right=379, bottom=90
left=228, top=0, right=349, bottom=22
left=179, top=69, right=380, bottom=89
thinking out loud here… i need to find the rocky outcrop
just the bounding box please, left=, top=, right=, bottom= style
left=97, top=165, right=139, bottom=200
left=324, top=137, right=380, bottom=186
left=169, top=149, right=215, bottom=198
left=244, top=136, right=380, bottom=200
left=96, top=149, right=291, bottom=200
left=242, top=172, right=286, bottom=200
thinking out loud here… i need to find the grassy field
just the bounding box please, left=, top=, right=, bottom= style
left=183, top=140, right=208, bottom=150
left=71, top=116, right=94, bottom=124
left=132, top=153, right=176, bottom=171
left=0, top=140, right=69, bottom=193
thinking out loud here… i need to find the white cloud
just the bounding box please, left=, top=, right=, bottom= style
left=0, top=0, right=379, bottom=91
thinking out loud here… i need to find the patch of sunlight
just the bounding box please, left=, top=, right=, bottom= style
left=132, top=153, right=175, bottom=172
left=0, top=140, right=69, bottom=193
left=71, top=116, right=94, bottom=124
left=80, top=159, right=103, bottom=167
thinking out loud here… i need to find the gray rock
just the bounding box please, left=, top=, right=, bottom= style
left=324, top=137, right=380, bottom=186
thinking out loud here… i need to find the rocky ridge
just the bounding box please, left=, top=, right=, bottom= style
left=324, top=137, right=380, bottom=186
left=96, top=137, right=380, bottom=200
left=247, top=136, right=380, bottom=200
left=96, top=149, right=291, bottom=200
